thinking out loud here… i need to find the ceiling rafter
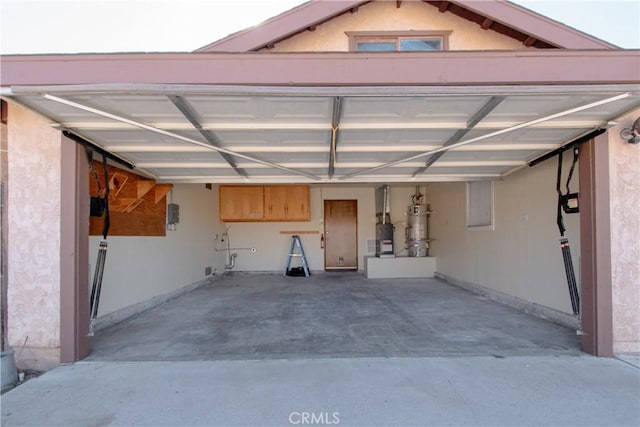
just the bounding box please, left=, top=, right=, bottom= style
left=42, top=94, right=321, bottom=180
left=103, top=143, right=560, bottom=154
left=438, top=1, right=450, bottom=13
left=481, top=18, right=493, bottom=30
left=340, top=92, right=631, bottom=180
left=167, top=95, right=247, bottom=178
left=412, top=95, right=505, bottom=177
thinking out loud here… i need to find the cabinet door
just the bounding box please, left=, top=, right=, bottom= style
left=284, top=185, right=310, bottom=221
left=219, top=186, right=264, bottom=221
left=263, top=185, right=288, bottom=220
left=263, top=185, right=310, bottom=221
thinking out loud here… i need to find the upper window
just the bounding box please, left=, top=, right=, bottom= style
left=347, top=31, right=450, bottom=52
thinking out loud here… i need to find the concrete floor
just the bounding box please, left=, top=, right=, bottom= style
left=88, top=273, right=581, bottom=361
left=2, top=356, right=639, bottom=426
left=4, top=274, right=638, bottom=426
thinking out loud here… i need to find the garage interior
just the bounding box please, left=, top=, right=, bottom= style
left=87, top=274, right=580, bottom=362
left=7, top=84, right=640, bottom=361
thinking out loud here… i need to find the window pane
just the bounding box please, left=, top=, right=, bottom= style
left=400, top=38, right=442, bottom=51
left=356, top=42, right=397, bottom=52
left=466, top=181, right=494, bottom=229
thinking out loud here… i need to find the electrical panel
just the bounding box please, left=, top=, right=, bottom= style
left=168, top=203, right=179, bottom=224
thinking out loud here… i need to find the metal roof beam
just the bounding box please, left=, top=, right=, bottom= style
left=412, top=95, right=504, bottom=176
left=42, top=94, right=321, bottom=180
left=340, top=92, right=631, bottom=180
left=168, top=95, right=246, bottom=177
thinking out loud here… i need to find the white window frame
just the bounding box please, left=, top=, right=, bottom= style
left=466, top=181, right=495, bottom=230
left=347, top=30, right=451, bottom=52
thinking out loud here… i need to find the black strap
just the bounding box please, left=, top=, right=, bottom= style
left=556, top=151, right=565, bottom=237
left=86, top=149, right=103, bottom=195
left=565, top=147, right=579, bottom=195
left=101, top=153, right=110, bottom=239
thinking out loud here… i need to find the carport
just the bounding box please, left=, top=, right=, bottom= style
left=1, top=49, right=638, bottom=364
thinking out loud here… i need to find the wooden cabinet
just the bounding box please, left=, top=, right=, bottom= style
left=264, top=185, right=310, bottom=221
left=219, top=185, right=309, bottom=222
left=219, top=185, right=264, bottom=222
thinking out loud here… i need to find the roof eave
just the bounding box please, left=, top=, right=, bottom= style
left=195, top=0, right=616, bottom=53
left=1, top=50, right=638, bottom=88
left=463, top=0, right=617, bottom=50
left=195, top=0, right=367, bottom=53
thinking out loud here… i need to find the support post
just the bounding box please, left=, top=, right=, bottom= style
left=60, top=139, right=90, bottom=363
left=579, top=136, right=613, bottom=357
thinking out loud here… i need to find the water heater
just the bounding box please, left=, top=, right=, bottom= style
left=405, top=188, right=432, bottom=257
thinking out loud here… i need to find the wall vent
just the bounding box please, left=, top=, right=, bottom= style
left=205, top=266, right=212, bottom=276
left=366, top=238, right=376, bottom=255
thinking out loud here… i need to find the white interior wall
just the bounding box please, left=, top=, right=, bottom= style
left=90, top=183, right=224, bottom=316
left=223, top=185, right=376, bottom=272
left=427, top=156, right=581, bottom=314
left=222, top=184, right=434, bottom=272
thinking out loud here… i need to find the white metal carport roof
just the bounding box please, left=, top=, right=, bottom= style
left=8, top=84, right=639, bottom=184
left=2, top=51, right=638, bottom=184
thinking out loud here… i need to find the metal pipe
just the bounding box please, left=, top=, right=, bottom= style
left=528, top=128, right=606, bottom=167
left=63, top=130, right=135, bottom=170
left=225, top=253, right=237, bottom=271
left=215, top=247, right=255, bottom=252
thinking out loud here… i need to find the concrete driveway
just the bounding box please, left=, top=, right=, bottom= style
left=2, top=355, right=639, bottom=426
left=3, top=274, right=638, bottom=426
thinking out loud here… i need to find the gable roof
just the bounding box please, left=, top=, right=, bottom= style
left=196, top=0, right=616, bottom=52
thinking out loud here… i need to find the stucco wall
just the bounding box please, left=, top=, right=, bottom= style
left=427, top=155, right=581, bottom=314
left=7, top=103, right=62, bottom=370
left=265, top=1, right=525, bottom=52
left=89, top=183, right=224, bottom=316
left=608, top=109, right=640, bottom=354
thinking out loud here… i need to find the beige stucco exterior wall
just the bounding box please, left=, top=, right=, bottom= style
left=426, top=155, right=580, bottom=315
left=7, top=103, right=62, bottom=370
left=264, top=1, right=525, bottom=52
left=90, top=183, right=224, bottom=316
left=1, top=114, right=7, bottom=355
left=608, top=109, right=640, bottom=354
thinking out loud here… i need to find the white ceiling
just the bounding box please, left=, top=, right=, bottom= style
left=10, top=85, right=640, bottom=184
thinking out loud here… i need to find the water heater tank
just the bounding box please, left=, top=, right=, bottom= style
left=406, top=204, right=429, bottom=257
